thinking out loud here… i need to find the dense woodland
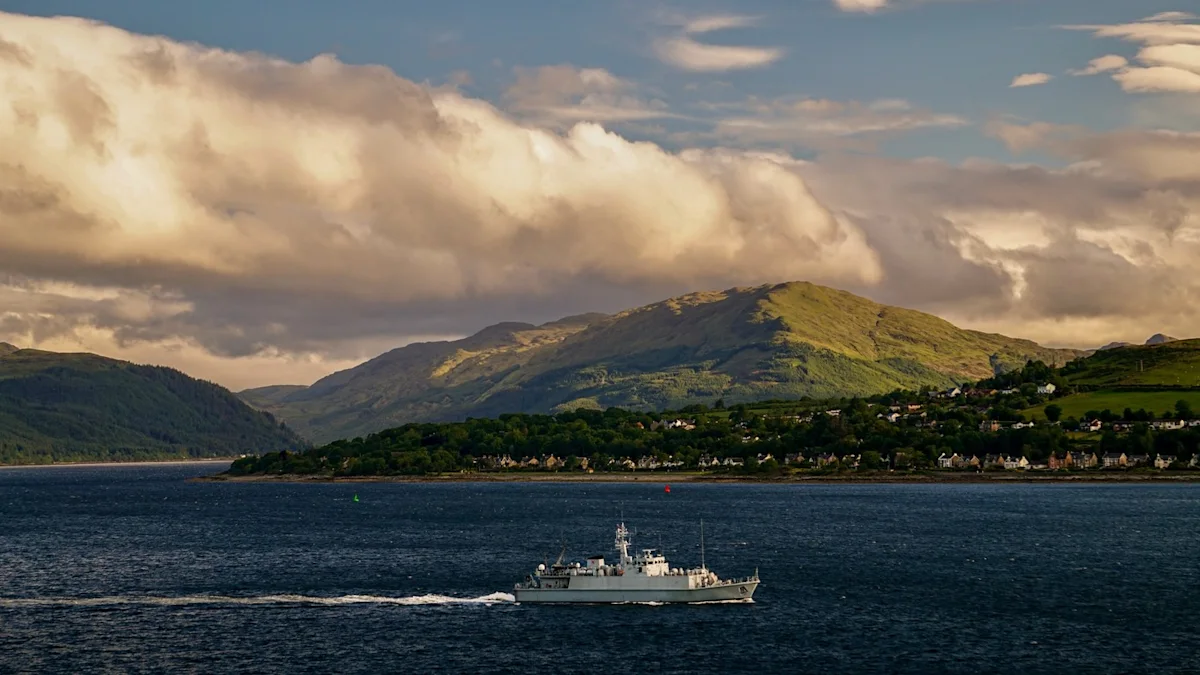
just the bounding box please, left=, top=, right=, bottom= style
left=232, top=360, right=1200, bottom=477
left=0, top=354, right=305, bottom=465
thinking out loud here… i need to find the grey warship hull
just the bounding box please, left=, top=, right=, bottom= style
left=513, top=522, right=760, bottom=605
left=514, top=580, right=758, bottom=604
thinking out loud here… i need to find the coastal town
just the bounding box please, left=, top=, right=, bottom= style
left=429, top=379, right=1200, bottom=477
left=228, top=357, right=1200, bottom=479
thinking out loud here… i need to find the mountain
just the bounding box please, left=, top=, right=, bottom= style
left=0, top=347, right=305, bottom=465
left=241, top=282, right=1084, bottom=444
left=1062, top=338, right=1200, bottom=388
left=1098, top=334, right=1181, bottom=351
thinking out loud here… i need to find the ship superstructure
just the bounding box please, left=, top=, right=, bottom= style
left=513, top=522, right=759, bottom=604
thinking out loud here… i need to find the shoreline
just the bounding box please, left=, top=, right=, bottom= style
left=0, top=458, right=235, bottom=470
left=192, top=470, right=1200, bottom=485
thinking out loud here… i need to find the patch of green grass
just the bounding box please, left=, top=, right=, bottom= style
left=1023, top=390, right=1200, bottom=421
left=1064, top=339, right=1200, bottom=387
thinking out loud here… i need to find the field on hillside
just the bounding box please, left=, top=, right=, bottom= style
left=1065, top=340, right=1200, bottom=387
left=1023, top=390, right=1200, bottom=421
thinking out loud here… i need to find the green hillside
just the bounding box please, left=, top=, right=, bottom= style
left=1061, top=339, right=1200, bottom=388
left=0, top=347, right=306, bottom=465
left=241, top=282, right=1082, bottom=444
left=1023, top=391, right=1200, bottom=422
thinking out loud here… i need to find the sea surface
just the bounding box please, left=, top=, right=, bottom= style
left=1, top=465, right=1199, bottom=674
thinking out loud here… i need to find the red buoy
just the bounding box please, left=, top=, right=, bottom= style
left=664, top=484, right=671, bottom=493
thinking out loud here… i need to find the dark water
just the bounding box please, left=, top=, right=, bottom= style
left=2, top=465, right=1199, bottom=674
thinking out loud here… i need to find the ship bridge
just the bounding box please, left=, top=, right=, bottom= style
left=514, top=522, right=760, bottom=602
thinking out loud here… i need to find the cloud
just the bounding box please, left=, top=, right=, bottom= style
left=833, top=0, right=890, bottom=12
left=1066, top=13, right=1200, bottom=94
left=1065, top=20, right=1200, bottom=47
left=1115, top=66, right=1200, bottom=93
left=1010, top=73, right=1053, bottom=88
left=503, top=65, right=674, bottom=125
left=700, top=96, right=966, bottom=149
left=1068, top=55, right=1129, bottom=76
left=654, top=14, right=783, bottom=71
left=3, top=10, right=1200, bottom=388
left=832, top=0, right=983, bottom=14
left=800, top=132, right=1200, bottom=343
left=1141, top=12, right=1199, bottom=23
left=0, top=11, right=880, bottom=386
left=681, top=15, right=760, bottom=34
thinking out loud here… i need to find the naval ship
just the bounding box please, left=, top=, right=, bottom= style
left=513, top=522, right=760, bottom=603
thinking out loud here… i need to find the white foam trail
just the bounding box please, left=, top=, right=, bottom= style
left=614, top=601, right=666, bottom=606
left=608, top=598, right=753, bottom=606
left=0, top=592, right=515, bottom=608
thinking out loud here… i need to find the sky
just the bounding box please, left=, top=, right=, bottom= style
left=0, top=1, right=1198, bottom=389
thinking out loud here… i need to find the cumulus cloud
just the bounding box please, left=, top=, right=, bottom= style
left=654, top=14, right=783, bottom=71
left=1010, top=73, right=1053, bottom=88
left=800, top=133, right=1200, bottom=343
left=1141, top=12, right=1199, bottom=23
left=699, top=96, right=966, bottom=148
left=0, top=11, right=880, bottom=386
left=1069, top=55, right=1129, bottom=76
left=832, top=0, right=983, bottom=13
left=3, top=10, right=1200, bottom=388
left=834, top=0, right=890, bottom=12
left=503, top=65, right=674, bottom=125
left=1067, top=12, right=1200, bottom=93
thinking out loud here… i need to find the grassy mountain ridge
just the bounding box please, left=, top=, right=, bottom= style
left=1062, top=339, right=1200, bottom=388
left=0, top=347, right=305, bottom=464
left=242, top=282, right=1083, bottom=444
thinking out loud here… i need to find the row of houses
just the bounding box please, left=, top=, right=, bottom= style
left=476, top=454, right=577, bottom=470
left=1083, top=419, right=1200, bottom=433
left=979, top=420, right=1038, bottom=432
left=701, top=452, right=862, bottom=468
left=931, top=383, right=1057, bottom=400
left=973, top=418, right=1200, bottom=434
left=937, top=451, right=1198, bottom=471
left=474, top=448, right=1198, bottom=473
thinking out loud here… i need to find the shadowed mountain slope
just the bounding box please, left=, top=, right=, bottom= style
left=0, top=347, right=305, bottom=464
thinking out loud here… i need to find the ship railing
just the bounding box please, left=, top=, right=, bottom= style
left=713, top=575, right=760, bottom=586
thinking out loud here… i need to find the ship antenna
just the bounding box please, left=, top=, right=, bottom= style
left=700, top=519, right=706, bottom=571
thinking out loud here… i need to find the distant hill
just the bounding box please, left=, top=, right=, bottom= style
left=1098, top=334, right=1180, bottom=351
left=0, top=347, right=305, bottom=464
left=240, top=282, right=1083, bottom=444
left=1062, top=338, right=1200, bottom=389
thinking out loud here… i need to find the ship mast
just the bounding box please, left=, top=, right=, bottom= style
left=615, top=522, right=631, bottom=566
left=700, top=519, right=706, bottom=571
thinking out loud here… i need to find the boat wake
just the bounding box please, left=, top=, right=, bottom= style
left=608, top=598, right=754, bottom=606
left=0, top=592, right=516, bottom=608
